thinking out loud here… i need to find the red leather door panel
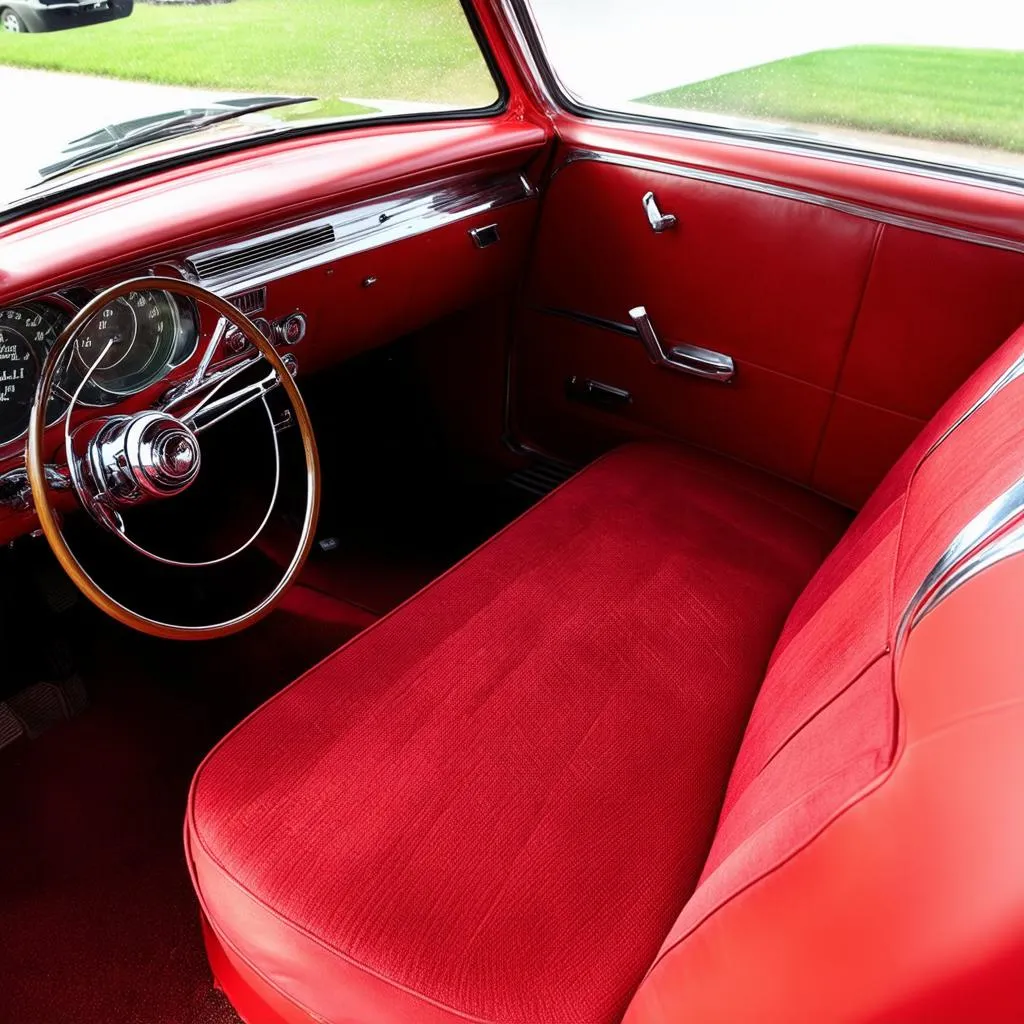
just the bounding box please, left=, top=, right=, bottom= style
left=527, top=159, right=879, bottom=389
left=516, top=307, right=834, bottom=482
left=513, top=132, right=1024, bottom=507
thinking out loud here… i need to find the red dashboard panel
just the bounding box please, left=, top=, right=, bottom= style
left=258, top=200, right=538, bottom=377
left=0, top=117, right=548, bottom=305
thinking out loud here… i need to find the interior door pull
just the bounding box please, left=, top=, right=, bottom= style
left=642, top=191, right=677, bottom=232
left=628, top=306, right=735, bottom=383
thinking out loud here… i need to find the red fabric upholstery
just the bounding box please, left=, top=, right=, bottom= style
left=627, top=326, right=1024, bottom=1022
left=186, top=441, right=847, bottom=1024
left=188, top=324, right=1024, bottom=1024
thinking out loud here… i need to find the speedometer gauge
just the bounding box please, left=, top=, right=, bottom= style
left=75, top=290, right=181, bottom=396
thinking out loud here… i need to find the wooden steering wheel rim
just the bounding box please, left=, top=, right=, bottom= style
left=26, top=276, right=321, bottom=641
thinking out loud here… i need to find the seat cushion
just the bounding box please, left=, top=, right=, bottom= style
left=186, top=441, right=848, bottom=1024
left=622, top=328, right=1024, bottom=1024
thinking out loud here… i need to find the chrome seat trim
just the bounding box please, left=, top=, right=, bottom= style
left=900, top=477, right=1024, bottom=646
left=899, top=354, right=1024, bottom=644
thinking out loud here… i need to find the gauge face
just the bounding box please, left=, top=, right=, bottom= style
left=75, top=290, right=181, bottom=396
left=0, top=302, right=74, bottom=446
left=0, top=310, right=41, bottom=446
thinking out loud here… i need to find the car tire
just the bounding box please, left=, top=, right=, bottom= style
left=1, top=8, right=27, bottom=32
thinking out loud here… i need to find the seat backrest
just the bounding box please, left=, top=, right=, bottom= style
left=626, top=328, right=1024, bottom=1022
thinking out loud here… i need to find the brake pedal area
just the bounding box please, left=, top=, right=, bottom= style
left=0, top=541, right=88, bottom=754
left=0, top=676, right=89, bottom=750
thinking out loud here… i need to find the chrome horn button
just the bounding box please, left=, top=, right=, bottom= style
left=147, top=428, right=201, bottom=485
left=87, top=411, right=202, bottom=506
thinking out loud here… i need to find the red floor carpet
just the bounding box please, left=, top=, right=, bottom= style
left=0, top=593, right=362, bottom=1024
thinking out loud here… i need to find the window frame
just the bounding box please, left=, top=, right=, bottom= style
left=0, top=0, right=510, bottom=227
left=505, top=0, right=1024, bottom=195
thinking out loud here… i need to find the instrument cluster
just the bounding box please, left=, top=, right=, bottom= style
left=0, top=288, right=198, bottom=448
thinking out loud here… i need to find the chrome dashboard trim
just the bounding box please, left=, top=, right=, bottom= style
left=557, top=149, right=1024, bottom=255
left=189, top=170, right=537, bottom=295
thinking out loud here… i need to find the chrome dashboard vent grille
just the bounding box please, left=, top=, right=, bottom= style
left=188, top=223, right=336, bottom=286
left=228, top=287, right=266, bottom=316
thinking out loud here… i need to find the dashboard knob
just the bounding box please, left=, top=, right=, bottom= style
left=275, top=313, right=306, bottom=346
left=224, top=327, right=247, bottom=355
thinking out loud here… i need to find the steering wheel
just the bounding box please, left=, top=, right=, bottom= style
left=26, top=277, right=321, bottom=640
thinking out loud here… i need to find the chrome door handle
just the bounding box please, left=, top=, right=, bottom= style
left=642, top=191, right=677, bottom=232
left=628, top=306, right=735, bottom=383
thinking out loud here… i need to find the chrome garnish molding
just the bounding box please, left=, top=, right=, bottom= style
left=188, top=171, right=537, bottom=295
left=558, top=150, right=1024, bottom=256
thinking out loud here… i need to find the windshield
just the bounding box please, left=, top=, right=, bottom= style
left=0, top=0, right=500, bottom=214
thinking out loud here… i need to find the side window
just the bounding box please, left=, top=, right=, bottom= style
left=523, top=0, right=1024, bottom=179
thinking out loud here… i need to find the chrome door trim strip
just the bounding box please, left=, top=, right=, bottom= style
left=558, top=149, right=1024, bottom=255
left=538, top=305, right=638, bottom=337
left=188, top=170, right=537, bottom=295
left=562, top=116, right=1024, bottom=198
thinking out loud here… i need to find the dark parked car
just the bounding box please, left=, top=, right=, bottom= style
left=0, top=0, right=132, bottom=32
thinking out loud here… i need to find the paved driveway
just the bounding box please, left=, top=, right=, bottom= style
left=0, top=65, right=224, bottom=200
left=0, top=66, right=465, bottom=204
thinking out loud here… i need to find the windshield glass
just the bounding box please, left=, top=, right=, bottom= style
left=0, top=0, right=500, bottom=213
left=524, top=0, right=1024, bottom=180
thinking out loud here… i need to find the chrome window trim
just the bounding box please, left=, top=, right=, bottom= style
left=489, top=0, right=559, bottom=116
left=187, top=170, right=537, bottom=295
left=563, top=116, right=1024, bottom=200
left=556, top=149, right=1024, bottom=256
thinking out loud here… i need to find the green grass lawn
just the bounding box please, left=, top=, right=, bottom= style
left=0, top=0, right=496, bottom=107
left=641, top=45, right=1024, bottom=153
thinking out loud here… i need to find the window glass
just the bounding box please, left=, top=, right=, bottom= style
left=0, top=0, right=500, bottom=212
left=524, top=0, right=1024, bottom=177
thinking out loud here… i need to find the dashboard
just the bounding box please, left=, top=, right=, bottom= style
left=0, top=118, right=548, bottom=544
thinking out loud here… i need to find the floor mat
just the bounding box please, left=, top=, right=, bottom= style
left=0, top=597, right=360, bottom=1024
